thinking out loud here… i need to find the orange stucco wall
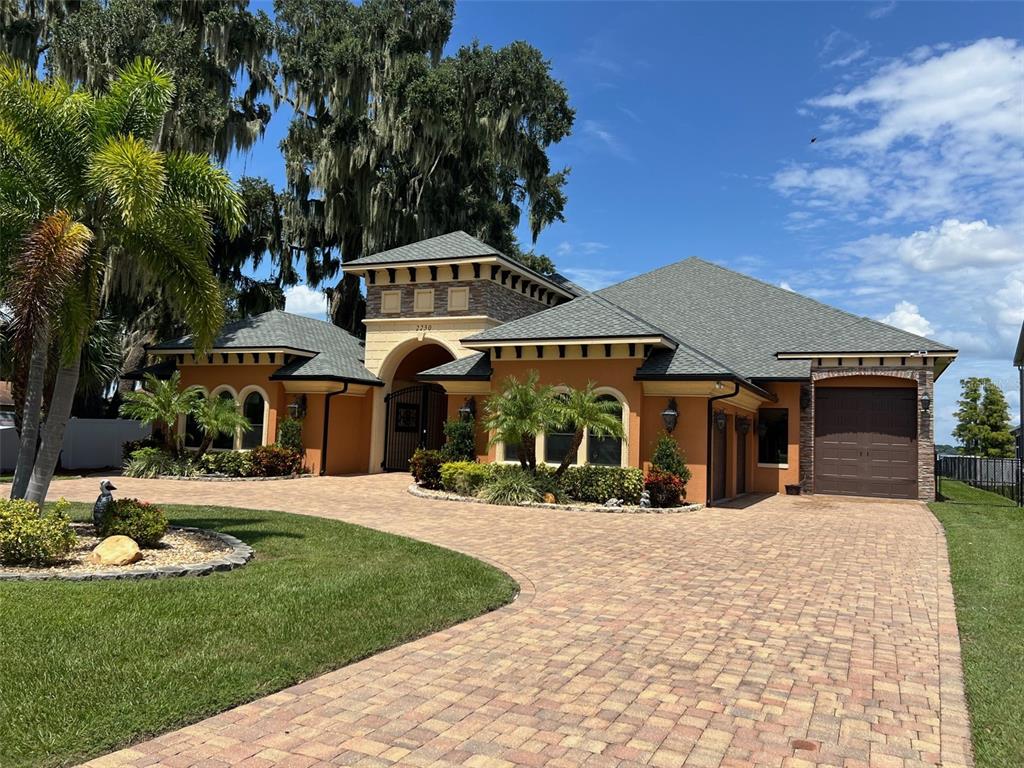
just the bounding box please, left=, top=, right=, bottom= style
left=178, top=364, right=286, bottom=444
left=176, top=364, right=373, bottom=475
left=750, top=381, right=801, bottom=494
left=488, top=358, right=645, bottom=468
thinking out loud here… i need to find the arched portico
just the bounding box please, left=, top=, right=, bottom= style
left=369, top=338, right=456, bottom=472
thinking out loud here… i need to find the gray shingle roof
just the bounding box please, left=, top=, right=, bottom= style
left=464, top=293, right=667, bottom=343
left=150, top=311, right=381, bottom=385
left=346, top=231, right=499, bottom=266
left=418, top=353, right=492, bottom=380
left=345, top=231, right=586, bottom=297
left=598, top=258, right=955, bottom=380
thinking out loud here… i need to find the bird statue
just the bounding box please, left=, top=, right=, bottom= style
left=93, top=479, right=117, bottom=532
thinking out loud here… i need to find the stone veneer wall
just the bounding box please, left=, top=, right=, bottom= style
left=366, top=279, right=549, bottom=323
left=798, top=367, right=935, bottom=501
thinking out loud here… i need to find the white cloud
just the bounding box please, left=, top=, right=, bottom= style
left=818, top=29, right=870, bottom=68
left=773, top=165, right=872, bottom=203
left=555, top=240, right=609, bottom=259
left=779, top=281, right=794, bottom=292
left=879, top=301, right=933, bottom=337
left=284, top=285, right=327, bottom=319
left=561, top=268, right=630, bottom=292
left=782, top=39, right=1024, bottom=223
left=581, top=120, right=633, bottom=161
left=867, top=1, right=896, bottom=20
left=893, top=218, right=1023, bottom=271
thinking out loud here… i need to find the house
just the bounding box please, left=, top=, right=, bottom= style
left=148, top=231, right=958, bottom=502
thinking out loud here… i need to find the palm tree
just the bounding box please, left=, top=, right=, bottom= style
left=483, top=371, right=557, bottom=473
left=0, top=55, right=243, bottom=503
left=191, top=394, right=251, bottom=460
left=549, top=382, right=625, bottom=477
left=119, top=372, right=203, bottom=457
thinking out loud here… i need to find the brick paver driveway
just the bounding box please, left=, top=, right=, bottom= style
left=42, top=475, right=971, bottom=768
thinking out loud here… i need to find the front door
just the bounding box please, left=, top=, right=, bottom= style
left=383, top=384, right=447, bottom=471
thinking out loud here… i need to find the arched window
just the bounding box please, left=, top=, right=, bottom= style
left=587, top=394, right=623, bottom=466
left=212, top=390, right=237, bottom=450
left=242, top=391, right=265, bottom=449
left=544, top=393, right=577, bottom=465
left=184, top=412, right=203, bottom=449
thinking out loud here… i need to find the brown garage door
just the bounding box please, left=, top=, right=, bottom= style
left=814, top=387, right=917, bottom=499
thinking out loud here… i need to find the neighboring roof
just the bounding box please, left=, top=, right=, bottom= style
left=597, top=257, right=955, bottom=380
left=344, top=231, right=586, bottom=298
left=464, top=293, right=669, bottom=344
left=418, top=353, right=492, bottom=381
left=150, top=311, right=382, bottom=386
left=121, top=359, right=177, bottom=381
left=1014, top=321, right=1024, bottom=367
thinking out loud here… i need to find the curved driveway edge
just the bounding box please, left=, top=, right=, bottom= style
left=28, top=474, right=971, bottom=768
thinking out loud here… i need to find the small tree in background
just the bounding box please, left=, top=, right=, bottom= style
left=192, top=395, right=251, bottom=460
left=549, top=383, right=624, bottom=477
left=276, top=417, right=304, bottom=454
left=484, top=372, right=557, bottom=473
left=954, top=377, right=1015, bottom=458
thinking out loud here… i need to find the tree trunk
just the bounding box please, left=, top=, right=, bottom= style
left=193, top=433, right=213, bottom=461
left=25, top=345, right=82, bottom=505
left=10, top=325, right=49, bottom=500
left=555, top=429, right=585, bottom=478
left=328, top=273, right=366, bottom=336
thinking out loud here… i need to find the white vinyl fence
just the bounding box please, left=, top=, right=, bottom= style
left=0, top=418, right=150, bottom=473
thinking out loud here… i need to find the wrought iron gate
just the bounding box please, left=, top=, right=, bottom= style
left=382, top=384, right=447, bottom=471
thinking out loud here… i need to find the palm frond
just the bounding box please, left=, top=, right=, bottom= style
left=95, top=57, right=175, bottom=141
left=87, top=135, right=167, bottom=227
left=165, top=151, right=245, bottom=237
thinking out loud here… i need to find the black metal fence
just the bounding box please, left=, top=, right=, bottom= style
left=936, top=454, right=1023, bottom=505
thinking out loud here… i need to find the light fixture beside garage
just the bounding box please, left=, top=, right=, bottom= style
left=714, top=410, right=727, bottom=431
left=920, top=393, right=932, bottom=413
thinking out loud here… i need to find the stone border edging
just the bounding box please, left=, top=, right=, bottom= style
left=0, top=527, right=254, bottom=582
left=153, top=473, right=314, bottom=482
left=409, top=483, right=704, bottom=514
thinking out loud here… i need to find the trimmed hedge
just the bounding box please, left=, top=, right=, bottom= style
left=559, top=465, right=644, bottom=505
left=645, top=469, right=684, bottom=508
left=248, top=445, right=303, bottom=477
left=98, top=498, right=168, bottom=547
left=409, top=449, right=443, bottom=489
left=440, top=462, right=491, bottom=496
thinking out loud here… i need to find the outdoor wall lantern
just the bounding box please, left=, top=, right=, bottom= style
left=737, top=417, right=751, bottom=434
left=920, top=393, right=932, bottom=413
left=714, top=410, right=728, bottom=431
left=287, top=394, right=307, bottom=419
left=458, top=396, right=476, bottom=421
left=661, top=398, right=679, bottom=433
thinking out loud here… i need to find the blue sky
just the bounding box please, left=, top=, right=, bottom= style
left=229, top=1, right=1024, bottom=444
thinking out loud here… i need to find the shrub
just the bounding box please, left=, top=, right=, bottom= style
left=123, top=447, right=195, bottom=478
left=559, top=465, right=644, bottom=505
left=651, top=433, right=692, bottom=485
left=645, top=469, right=685, bottom=508
left=198, top=450, right=252, bottom=477
left=409, top=449, right=443, bottom=489
left=121, top=436, right=161, bottom=462
left=98, top=498, right=168, bottom=547
left=0, top=499, right=77, bottom=566
left=479, top=467, right=542, bottom=506
left=249, top=444, right=304, bottom=477
left=440, top=417, right=477, bottom=462
left=277, top=417, right=304, bottom=454
left=440, top=461, right=491, bottom=496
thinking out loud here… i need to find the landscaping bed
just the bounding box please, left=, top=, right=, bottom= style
left=409, top=482, right=703, bottom=513
left=0, top=500, right=517, bottom=768
left=0, top=523, right=251, bottom=581
left=931, top=480, right=1024, bottom=768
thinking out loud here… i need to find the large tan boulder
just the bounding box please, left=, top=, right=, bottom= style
left=88, top=535, right=142, bottom=566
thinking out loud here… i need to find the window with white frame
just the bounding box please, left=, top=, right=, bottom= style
left=211, top=390, right=237, bottom=449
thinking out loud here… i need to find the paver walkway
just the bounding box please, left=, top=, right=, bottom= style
left=42, top=475, right=971, bottom=768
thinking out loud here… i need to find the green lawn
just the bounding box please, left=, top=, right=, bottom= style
left=0, top=502, right=517, bottom=768
left=931, top=479, right=1024, bottom=768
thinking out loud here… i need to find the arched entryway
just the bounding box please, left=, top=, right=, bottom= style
left=379, top=342, right=455, bottom=471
